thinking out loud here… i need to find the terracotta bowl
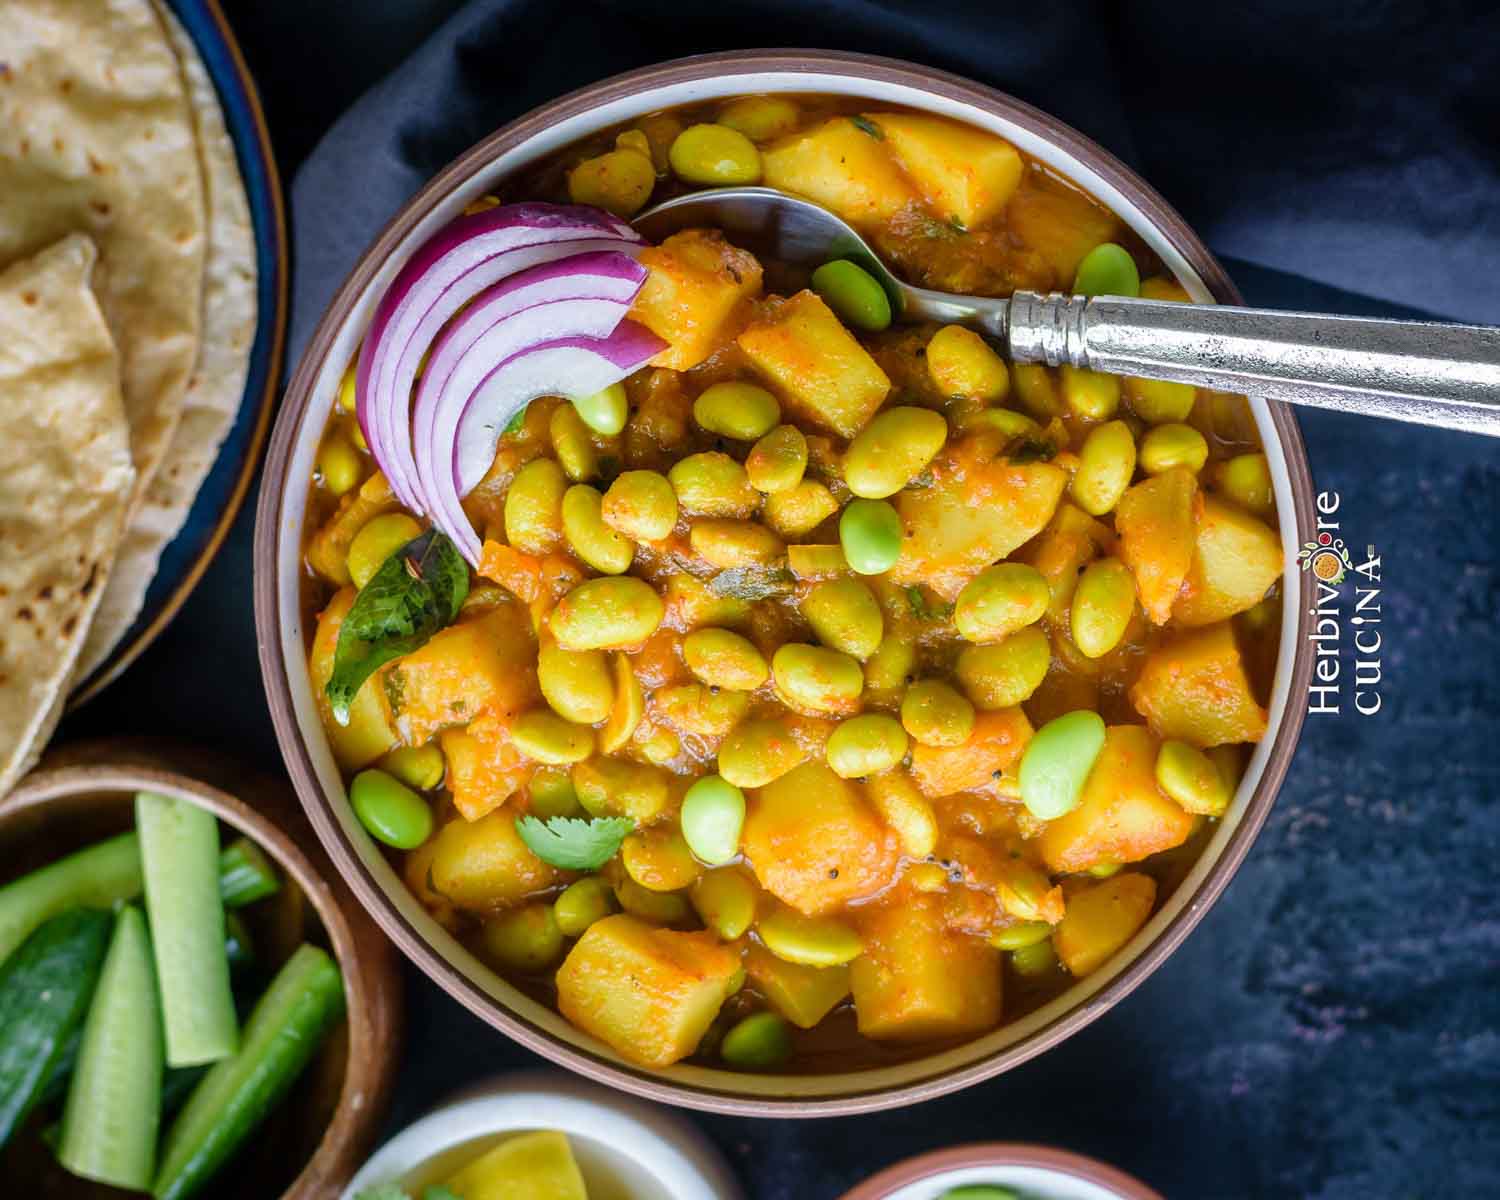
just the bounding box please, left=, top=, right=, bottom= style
left=255, top=49, right=1316, bottom=1116
left=839, top=1143, right=1165, bottom=1200
left=0, top=739, right=403, bottom=1198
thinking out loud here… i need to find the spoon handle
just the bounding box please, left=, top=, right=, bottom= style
left=1005, top=291, right=1500, bottom=437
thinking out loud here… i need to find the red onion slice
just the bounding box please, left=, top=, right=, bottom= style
left=410, top=251, right=647, bottom=519
left=431, top=322, right=665, bottom=562
left=356, top=203, right=642, bottom=511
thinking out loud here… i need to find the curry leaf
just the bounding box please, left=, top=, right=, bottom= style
left=708, top=564, right=795, bottom=600
left=1008, top=438, right=1057, bottom=464
left=326, top=529, right=469, bottom=724
left=850, top=115, right=884, bottom=140
left=515, top=815, right=635, bottom=871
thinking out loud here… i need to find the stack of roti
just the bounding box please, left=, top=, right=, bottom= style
left=0, top=0, right=258, bottom=795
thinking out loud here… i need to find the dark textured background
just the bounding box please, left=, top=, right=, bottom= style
left=66, top=2, right=1500, bottom=1195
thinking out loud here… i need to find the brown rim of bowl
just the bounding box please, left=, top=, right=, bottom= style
left=837, top=1142, right=1166, bottom=1200
left=69, top=0, right=288, bottom=708
left=2, top=741, right=403, bottom=1198
left=254, top=48, right=1316, bottom=1117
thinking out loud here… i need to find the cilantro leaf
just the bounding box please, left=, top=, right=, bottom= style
left=354, top=1186, right=412, bottom=1200
left=1008, top=438, right=1057, bottom=464
left=906, top=586, right=954, bottom=622
left=424, top=1188, right=464, bottom=1200
left=515, top=815, right=635, bottom=871
left=326, top=529, right=469, bottom=724
left=850, top=115, right=884, bottom=140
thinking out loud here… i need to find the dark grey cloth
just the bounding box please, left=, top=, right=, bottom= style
left=265, top=5, right=1500, bottom=1197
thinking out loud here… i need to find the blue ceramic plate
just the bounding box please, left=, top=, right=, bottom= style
left=71, top=0, right=286, bottom=704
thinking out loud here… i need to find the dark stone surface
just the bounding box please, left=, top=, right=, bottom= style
left=64, top=2, right=1500, bottom=1195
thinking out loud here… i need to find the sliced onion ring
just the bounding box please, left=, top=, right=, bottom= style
left=410, top=251, right=647, bottom=519
left=356, top=203, right=642, bottom=511
left=429, top=322, right=665, bottom=562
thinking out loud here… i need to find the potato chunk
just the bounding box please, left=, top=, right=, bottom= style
left=440, top=713, right=532, bottom=822
left=1115, top=467, right=1200, bottom=624
left=737, top=290, right=891, bottom=437
left=909, top=707, right=1033, bottom=799
left=427, top=809, right=562, bottom=911
left=867, top=113, right=1023, bottom=229
left=1039, top=726, right=1195, bottom=873
left=1174, top=497, right=1283, bottom=626
left=385, top=605, right=539, bottom=745
left=745, top=942, right=851, bottom=1029
left=1053, top=872, right=1156, bottom=977
left=890, top=438, right=1066, bottom=599
left=851, top=893, right=1001, bottom=1042
left=310, top=587, right=399, bottom=770
left=555, top=915, right=740, bottom=1067
left=1129, top=622, right=1268, bottom=747
left=761, top=115, right=917, bottom=228
left=631, top=229, right=763, bottom=370
left=743, top=761, right=900, bottom=915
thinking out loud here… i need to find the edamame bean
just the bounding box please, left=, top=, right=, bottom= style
left=1070, top=557, right=1137, bottom=658
left=528, top=766, right=584, bottom=819
left=717, top=719, right=808, bottom=788
left=378, top=744, right=445, bottom=791
left=567, top=146, right=656, bottom=218
left=955, top=627, right=1051, bottom=709
left=691, top=868, right=758, bottom=939
left=511, top=709, right=596, bottom=765
left=657, top=682, right=750, bottom=738
left=573, top=757, right=671, bottom=823
left=479, top=903, right=564, bottom=972
left=717, top=95, right=800, bottom=142
left=926, top=325, right=1009, bottom=402
left=839, top=498, right=902, bottom=575
left=318, top=437, right=361, bottom=497
left=772, top=644, right=864, bottom=715
left=802, top=577, right=883, bottom=660
left=349, top=768, right=433, bottom=849
left=1140, top=422, right=1209, bottom=475
left=683, top=628, right=769, bottom=691
left=668, top=123, right=762, bottom=185
left=811, top=260, right=892, bottom=332
left=954, top=563, right=1049, bottom=643
left=615, top=878, right=690, bottom=926
left=689, top=519, right=784, bottom=568
left=843, top=407, right=947, bottom=499
left=347, top=513, right=422, bottom=589
left=989, top=921, right=1053, bottom=951
left=505, top=457, right=567, bottom=553
left=1011, top=363, right=1061, bottom=419
left=968, top=407, right=1039, bottom=440
left=538, top=640, right=616, bottom=724
left=336, top=363, right=357, bottom=412
left=1009, top=938, right=1058, bottom=978
left=551, top=576, right=664, bottom=650
left=553, top=875, right=616, bottom=937
left=562, top=484, right=635, bottom=574
left=623, top=826, right=703, bottom=891
left=865, top=772, right=937, bottom=857
left=599, top=651, right=645, bottom=754
left=1089, top=862, right=1122, bottom=878
left=669, top=452, right=758, bottom=517
left=1060, top=366, right=1121, bottom=421
left=825, top=714, right=907, bottom=779
left=569, top=381, right=629, bottom=435
left=764, top=480, right=837, bottom=539
left=758, top=907, right=862, bottom=968
left=720, top=1011, right=792, bottom=1070
left=1214, top=452, right=1274, bottom=515
left=601, top=470, right=677, bottom=541
left=746, top=424, right=808, bottom=494
left=786, top=542, right=850, bottom=579
left=1156, top=739, right=1230, bottom=816
left=1073, top=242, right=1141, bottom=297
left=550, top=403, right=599, bottom=482
left=694, top=381, right=780, bottom=440
left=863, top=632, right=917, bottom=698
left=1019, top=710, right=1106, bottom=819
left=1123, top=375, right=1196, bottom=424
left=900, top=680, right=975, bottom=748
left=1070, top=419, right=1137, bottom=517
left=681, top=775, right=747, bottom=866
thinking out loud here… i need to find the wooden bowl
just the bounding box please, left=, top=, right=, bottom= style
left=0, top=739, right=403, bottom=1198
left=838, top=1143, right=1165, bottom=1200
left=254, top=49, right=1316, bottom=1116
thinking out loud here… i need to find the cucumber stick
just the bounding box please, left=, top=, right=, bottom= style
left=137, top=792, right=238, bottom=1067
left=217, top=837, right=280, bottom=908
left=154, top=944, right=345, bottom=1200
left=0, top=909, right=112, bottom=1148
left=0, top=832, right=141, bottom=965
left=59, top=907, right=162, bottom=1190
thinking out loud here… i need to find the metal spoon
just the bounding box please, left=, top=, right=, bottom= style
left=635, top=186, right=1500, bottom=438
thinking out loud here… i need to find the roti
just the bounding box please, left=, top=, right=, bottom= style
left=0, top=0, right=206, bottom=507
left=0, top=236, right=135, bottom=795
left=74, top=2, right=260, bottom=683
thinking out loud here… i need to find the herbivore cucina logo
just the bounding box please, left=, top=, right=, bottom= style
left=1299, top=491, right=1382, bottom=716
